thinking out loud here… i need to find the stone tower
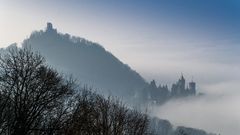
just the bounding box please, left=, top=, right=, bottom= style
left=189, top=81, right=196, bottom=95
left=46, top=22, right=57, bottom=33
left=47, top=22, right=53, bottom=30
left=178, top=75, right=185, bottom=90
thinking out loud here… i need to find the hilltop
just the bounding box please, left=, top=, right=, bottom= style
left=22, top=23, right=148, bottom=99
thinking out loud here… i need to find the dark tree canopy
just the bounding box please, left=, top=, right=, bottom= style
left=0, top=47, right=74, bottom=135
left=62, top=89, right=149, bottom=135
left=0, top=47, right=150, bottom=135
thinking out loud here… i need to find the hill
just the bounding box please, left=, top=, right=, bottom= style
left=22, top=23, right=147, bottom=99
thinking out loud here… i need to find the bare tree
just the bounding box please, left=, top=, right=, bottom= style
left=0, top=47, right=74, bottom=135
left=0, top=47, right=150, bottom=135
left=61, top=89, right=149, bottom=135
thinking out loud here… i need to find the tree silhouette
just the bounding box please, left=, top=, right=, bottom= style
left=0, top=47, right=74, bottom=135
left=62, top=89, right=149, bottom=135
left=0, top=47, right=150, bottom=135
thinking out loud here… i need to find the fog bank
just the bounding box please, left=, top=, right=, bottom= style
left=152, top=81, right=240, bottom=135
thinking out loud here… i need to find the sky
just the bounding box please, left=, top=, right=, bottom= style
left=0, top=0, right=240, bottom=134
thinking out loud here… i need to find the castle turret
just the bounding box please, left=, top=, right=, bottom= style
left=189, top=81, right=196, bottom=95
left=177, top=75, right=185, bottom=93
left=46, top=22, right=57, bottom=33
left=47, top=22, right=53, bottom=30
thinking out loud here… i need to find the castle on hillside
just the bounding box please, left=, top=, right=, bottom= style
left=137, top=75, right=197, bottom=104
left=171, top=75, right=196, bottom=97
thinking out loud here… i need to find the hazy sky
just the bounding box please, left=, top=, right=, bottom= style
left=1, top=0, right=239, bottom=86
left=1, top=1, right=240, bottom=134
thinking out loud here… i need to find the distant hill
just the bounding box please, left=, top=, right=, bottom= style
left=4, top=23, right=199, bottom=103
left=22, top=23, right=147, bottom=98
left=2, top=23, right=200, bottom=104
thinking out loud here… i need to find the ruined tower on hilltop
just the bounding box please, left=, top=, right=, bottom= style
left=46, top=22, right=57, bottom=33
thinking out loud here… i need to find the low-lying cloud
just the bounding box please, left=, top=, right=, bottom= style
left=151, top=81, right=240, bottom=135
left=120, top=35, right=240, bottom=135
